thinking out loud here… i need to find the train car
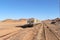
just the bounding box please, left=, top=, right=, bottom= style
left=16, top=18, right=41, bottom=28
left=27, top=18, right=41, bottom=24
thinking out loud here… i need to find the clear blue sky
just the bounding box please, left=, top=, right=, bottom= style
left=0, top=0, right=59, bottom=20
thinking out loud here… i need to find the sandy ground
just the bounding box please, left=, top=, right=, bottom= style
left=0, top=19, right=60, bottom=40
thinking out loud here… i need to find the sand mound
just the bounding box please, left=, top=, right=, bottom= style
left=2, top=19, right=17, bottom=22
left=2, top=19, right=27, bottom=23
left=51, top=18, right=60, bottom=24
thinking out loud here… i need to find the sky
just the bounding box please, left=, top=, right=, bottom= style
left=0, top=0, right=59, bottom=20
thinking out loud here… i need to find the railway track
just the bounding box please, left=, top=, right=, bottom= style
left=0, top=23, right=60, bottom=40
left=43, top=23, right=60, bottom=40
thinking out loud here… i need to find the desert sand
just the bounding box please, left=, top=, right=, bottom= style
left=0, top=18, right=60, bottom=40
